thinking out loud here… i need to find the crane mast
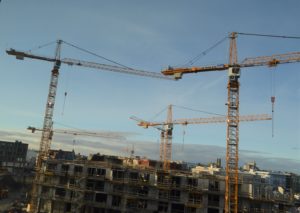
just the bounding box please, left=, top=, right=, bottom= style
left=30, top=40, right=62, bottom=212
left=162, top=105, right=173, bottom=170
left=226, top=32, right=239, bottom=213
left=38, top=40, right=62, bottom=166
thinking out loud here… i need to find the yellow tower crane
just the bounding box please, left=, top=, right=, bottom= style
left=27, top=126, right=126, bottom=140
left=161, top=32, right=300, bottom=213
left=131, top=104, right=271, bottom=171
left=6, top=40, right=173, bottom=213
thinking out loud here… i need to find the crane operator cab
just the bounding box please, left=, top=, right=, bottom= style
left=228, top=67, right=240, bottom=81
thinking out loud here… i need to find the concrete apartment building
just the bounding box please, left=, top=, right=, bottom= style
left=0, top=140, right=28, bottom=162
left=0, top=140, right=29, bottom=173
left=32, top=153, right=298, bottom=213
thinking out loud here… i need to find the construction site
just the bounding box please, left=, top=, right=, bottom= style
left=0, top=31, right=298, bottom=213
left=1, top=2, right=300, bottom=213
left=26, top=151, right=298, bottom=213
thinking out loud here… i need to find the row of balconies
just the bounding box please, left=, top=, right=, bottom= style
left=39, top=185, right=206, bottom=212
left=42, top=169, right=213, bottom=194
left=40, top=175, right=294, bottom=206
left=41, top=161, right=295, bottom=204
left=39, top=182, right=207, bottom=204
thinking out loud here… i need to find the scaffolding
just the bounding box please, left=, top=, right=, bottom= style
left=34, top=156, right=296, bottom=213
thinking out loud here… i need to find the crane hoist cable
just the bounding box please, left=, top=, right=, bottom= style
left=270, top=67, right=276, bottom=138
left=8, top=39, right=176, bottom=213
left=181, top=125, right=186, bottom=151
left=171, top=104, right=224, bottom=151
left=24, top=40, right=148, bottom=117
left=237, top=32, right=300, bottom=137
left=61, top=91, right=68, bottom=116
left=237, top=32, right=300, bottom=138
left=61, top=67, right=71, bottom=116
left=22, top=39, right=137, bottom=117
left=141, top=104, right=226, bottom=154
left=161, top=31, right=300, bottom=213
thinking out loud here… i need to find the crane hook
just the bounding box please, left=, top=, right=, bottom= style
left=271, top=96, right=275, bottom=138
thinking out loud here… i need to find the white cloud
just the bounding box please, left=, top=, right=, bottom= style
left=1, top=129, right=298, bottom=173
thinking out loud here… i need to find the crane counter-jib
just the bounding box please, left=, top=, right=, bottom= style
left=161, top=64, right=230, bottom=76
left=6, top=49, right=56, bottom=62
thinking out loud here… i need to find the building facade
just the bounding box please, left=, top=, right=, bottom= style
left=31, top=154, right=297, bottom=213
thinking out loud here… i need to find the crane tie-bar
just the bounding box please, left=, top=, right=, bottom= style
left=184, top=36, right=228, bottom=66
left=237, top=32, right=300, bottom=39
left=62, top=40, right=132, bottom=69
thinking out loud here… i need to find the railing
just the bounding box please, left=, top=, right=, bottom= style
left=248, top=208, right=281, bottom=213
left=208, top=187, right=220, bottom=192
left=187, top=199, right=202, bottom=204
left=186, top=199, right=202, bottom=208
left=87, top=173, right=106, bottom=178
left=170, top=196, right=181, bottom=202
left=185, top=184, right=209, bottom=191
left=112, top=186, right=124, bottom=194
left=127, top=191, right=151, bottom=199
left=158, top=193, right=169, bottom=200
left=128, top=177, right=150, bottom=185
left=157, top=179, right=172, bottom=189
left=207, top=200, right=219, bottom=207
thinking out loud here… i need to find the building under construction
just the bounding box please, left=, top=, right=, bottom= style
left=32, top=152, right=298, bottom=213
left=6, top=34, right=300, bottom=213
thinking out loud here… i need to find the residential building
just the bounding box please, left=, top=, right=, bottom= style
left=30, top=153, right=297, bottom=213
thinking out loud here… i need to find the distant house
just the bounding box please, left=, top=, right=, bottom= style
left=48, top=149, right=75, bottom=160
left=0, top=140, right=28, bottom=163
left=0, top=140, right=29, bottom=174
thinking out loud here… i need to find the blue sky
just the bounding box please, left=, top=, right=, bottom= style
left=0, top=1, right=299, bottom=173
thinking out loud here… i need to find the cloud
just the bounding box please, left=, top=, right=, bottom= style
left=0, top=128, right=137, bottom=151
left=239, top=149, right=271, bottom=155
left=249, top=157, right=300, bottom=174
left=0, top=129, right=40, bottom=146
left=0, top=129, right=299, bottom=174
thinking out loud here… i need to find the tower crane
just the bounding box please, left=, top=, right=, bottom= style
left=131, top=104, right=271, bottom=170
left=6, top=40, right=174, bottom=213
left=161, top=32, right=300, bottom=213
left=27, top=126, right=126, bottom=140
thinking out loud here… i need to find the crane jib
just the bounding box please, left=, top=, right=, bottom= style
left=161, top=52, right=300, bottom=77
left=6, top=48, right=175, bottom=81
